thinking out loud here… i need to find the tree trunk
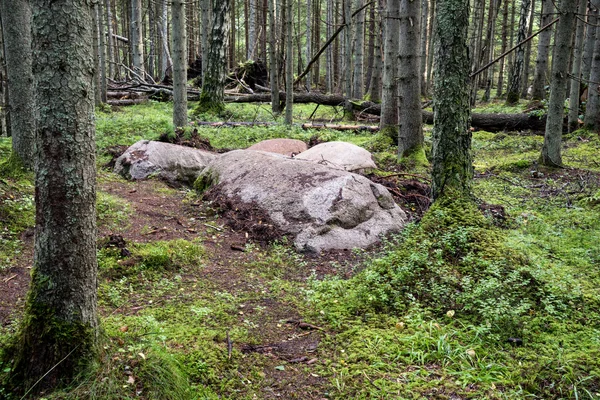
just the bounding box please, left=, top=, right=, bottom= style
left=285, top=0, right=293, bottom=124
left=380, top=0, right=400, bottom=140
left=431, top=0, right=472, bottom=200
left=130, top=0, right=145, bottom=79
left=582, top=1, right=598, bottom=85
left=201, top=0, right=211, bottom=85
left=496, top=0, right=509, bottom=97
left=268, top=0, right=281, bottom=113
left=531, top=0, right=553, bottom=99
left=196, top=0, right=230, bottom=114
left=420, top=0, right=429, bottom=96
left=368, top=20, right=382, bottom=102
left=0, top=0, right=35, bottom=168
left=352, top=0, right=365, bottom=98
left=469, top=0, right=485, bottom=104
left=365, top=1, right=375, bottom=93
left=313, top=0, right=321, bottom=87
left=584, top=16, right=600, bottom=132
left=172, top=0, right=188, bottom=127
left=305, top=0, right=312, bottom=90
left=97, top=2, right=108, bottom=103
left=249, top=0, right=257, bottom=59
left=105, top=0, right=116, bottom=78
left=426, top=0, right=435, bottom=92
left=326, top=0, right=334, bottom=92
left=481, top=0, right=499, bottom=102
left=540, top=0, right=576, bottom=166
left=520, top=0, right=535, bottom=98
left=505, top=0, right=531, bottom=105
left=568, top=0, right=587, bottom=132
left=398, top=0, right=423, bottom=159
left=11, top=0, right=98, bottom=393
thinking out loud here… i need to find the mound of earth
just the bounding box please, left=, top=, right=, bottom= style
left=196, top=150, right=406, bottom=252
left=294, top=141, right=377, bottom=172
left=247, top=138, right=307, bottom=156
left=114, top=140, right=217, bottom=185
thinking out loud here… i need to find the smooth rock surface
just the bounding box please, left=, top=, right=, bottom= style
left=247, top=138, right=308, bottom=156
left=198, top=150, right=405, bottom=252
left=114, top=140, right=217, bottom=184
left=294, top=141, right=377, bottom=172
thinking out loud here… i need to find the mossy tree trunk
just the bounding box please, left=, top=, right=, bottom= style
left=196, top=0, right=230, bottom=115
left=172, top=0, right=188, bottom=128
left=0, top=0, right=35, bottom=168
left=398, top=0, right=424, bottom=160
left=431, top=0, right=472, bottom=200
left=540, top=0, right=577, bottom=166
left=9, top=0, right=99, bottom=394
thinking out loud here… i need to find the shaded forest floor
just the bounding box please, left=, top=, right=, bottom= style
left=1, top=101, right=600, bottom=399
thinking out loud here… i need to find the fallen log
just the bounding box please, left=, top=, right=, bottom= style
left=301, top=123, right=379, bottom=132
left=107, top=98, right=147, bottom=106
left=224, top=93, right=547, bottom=132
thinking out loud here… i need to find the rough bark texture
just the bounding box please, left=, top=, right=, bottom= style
left=368, top=23, right=382, bottom=102
left=398, top=0, right=423, bottom=158
left=105, top=0, right=115, bottom=78
left=249, top=0, right=257, bottom=59
left=10, top=0, right=98, bottom=393
left=496, top=0, right=509, bottom=97
left=352, top=0, right=365, bottom=98
left=130, top=0, right=144, bottom=78
left=380, top=0, right=400, bottom=140
left=582, top=2, right=598, bottom=85
left=0, top=0, right=35, bottom=167
left=585, top=18, right=600, bottom=132
left=268, top=0, right=281, bottom=113
left=506, top=0, right=531, bottom=104
left=431, top=0, right=472, bottom=200
left=520, top=0, right=535, bottom=98
left=568, top=0, right=587, bottom=132
left=531, top=0, right=553, bottom=99
left=201, top=0, right=211, bottom=84
left=96, top=2, right=107, bottom=103
left=159, top=0, right=173, bottom=82
left=172, top=0, right=188, bottom=127
left=285, top=0, right=293, bottom=124
left=197, top=0, right=230, bottom=114
left=541, top=0, right=576, bottom=166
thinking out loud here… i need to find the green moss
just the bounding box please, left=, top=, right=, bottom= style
left=399, top=145, right=429, bottom=168
left=193, top=169, right=219, bottom=193
left=193, top=93, right=226, bottom=116
left=379, top=125, right=399, bottom=145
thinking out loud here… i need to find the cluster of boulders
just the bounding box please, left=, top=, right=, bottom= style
left=114, top=138, right=406, bottom=252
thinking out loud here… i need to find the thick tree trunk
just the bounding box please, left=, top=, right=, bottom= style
left=201, top=0, right=211, bottom=85
left=531, top=0, right=553, bottom=99
left=158, top=0, right=172, bottom=83
left=398, top=0, right=423, bottom=158
left=285, top=0, right=293, bottom=124
left=568, top=0, right=587, bottom=132
left=0, top=0, right=35, bottom=168
left=505, top=0, right=531, bottom=105
left=368, top=22, right=382, bottom=102
left=380, top=0, right=400, bottom=139
left=352, top=0, right=365, bottom=98
left=540, top=0, right=576, bottom=166
left=196, top=0, right=230, bottom=114
left=431, top=0, right=472, bottom=199
left=130, top=0, right=145, bottom=79
left=11, top=0, right=98, bottom=393
left=172, top=0, right=187, bottom=127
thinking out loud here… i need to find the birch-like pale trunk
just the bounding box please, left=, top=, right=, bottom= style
left=249, top=0, right=257, bottom=59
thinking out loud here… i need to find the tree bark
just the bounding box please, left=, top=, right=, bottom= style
left=398, top=0, right=423, bottom=158
left=201, top=0, right=211, bottom=85
left=96, top=2, right=108, bottom=103
left=420, top=0, right=429, bottom=96
left=268, top=0, right=281, bottom=113
left=325, top=0, right=334, bottom=92
left=305, top=0, right=312, bottom=90
left=352, top=0, right=365, bottom=98
left=11, top=0, right=98, bottom=393
left=520, top=0, right=535, bottom=98
left=0, top=0, right=35, bottom=167
left=568, top=0, right=587, bottom=132
left=130, top=0, right=145, bottom=79
left=105, top=0, right=116, bottom=79
left=584, top=16, right=600, bottom=132
left=531, top=0, right=553, bottom=99
left=431, top=0, right=472, bottom=199
left=196, top=0, right=230, bottom=114
left=285, top=0, right=294, bottom=124
left=172, top=0, right=188, bottom=127
left=506, top=0, right=530, bottom=105
left=541, top=0, right=576, bottom=166
left=496, top=0, right=509, bottom=97
left=582, top=1, right=598, bottom=85
left=368, top=19, right=382, bottom=102
left=249, top=0, right=257, bottom=59
left=380, top=0, right=400, bottom=139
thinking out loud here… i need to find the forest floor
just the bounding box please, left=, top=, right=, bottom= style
left=1, top=101, right=600, bottom=399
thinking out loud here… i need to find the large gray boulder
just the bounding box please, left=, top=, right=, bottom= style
left=197, top=150, right=406, bottom=252
left=114, top=140, right=217, bottom=185
left=247, top=138, right=307, bottom=156
left=294, top=141, right=377, bottom=172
